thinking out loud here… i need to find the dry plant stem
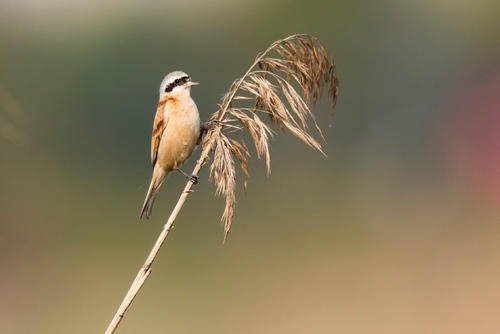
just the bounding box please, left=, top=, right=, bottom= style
left=105, top=34, right=336, bottom=333
left=104, top=148, right=210, bottom=334
left=105, top=43, right=281, bottom=334
left=105, top=44, right=274, bottom=333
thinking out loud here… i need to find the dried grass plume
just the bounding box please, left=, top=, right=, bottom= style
left=105, top=33, right=339, bottom=334
left=204, top=33, right=339, bottom=240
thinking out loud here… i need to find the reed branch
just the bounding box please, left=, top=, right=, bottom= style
left=105, top=33, right=338, bottom=333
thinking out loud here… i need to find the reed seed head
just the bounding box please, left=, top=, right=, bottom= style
left=204, top=34, right=339, bottom=241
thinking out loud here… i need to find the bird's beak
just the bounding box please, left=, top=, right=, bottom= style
left=188, top=81, right=199, bottom=87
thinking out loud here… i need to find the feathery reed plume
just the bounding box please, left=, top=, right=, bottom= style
left=204, top=33, right=338, bottom=240
left=105, top=34, right=338, bottom=334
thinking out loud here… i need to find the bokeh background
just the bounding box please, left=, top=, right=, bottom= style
left=1, top=0, right=500, bottom=333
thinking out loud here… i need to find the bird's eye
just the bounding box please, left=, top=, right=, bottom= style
left=175, top=79, right=180, bottom=84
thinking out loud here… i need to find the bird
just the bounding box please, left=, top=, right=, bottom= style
left=140, top=71, right=201, bottom=219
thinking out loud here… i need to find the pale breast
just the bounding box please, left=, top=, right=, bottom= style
left=156, top=97, right=200, bottom=170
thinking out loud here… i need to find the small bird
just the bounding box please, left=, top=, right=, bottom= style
left=140, top=71, right=201, bottom=219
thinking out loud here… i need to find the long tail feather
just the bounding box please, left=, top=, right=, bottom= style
left=140, top=179, right=159, bottom=219
left=140, top=181, right=154, bottom=219
left=140, top=168, right=168, bottom=219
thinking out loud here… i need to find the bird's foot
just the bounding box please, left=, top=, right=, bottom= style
left=201, top=119, right=220, bottom=131
left=187, top=174, right=199, bottom=184
left=178, top=169, right=199, bottom=184
left=198, top=120, right=224, bottom=144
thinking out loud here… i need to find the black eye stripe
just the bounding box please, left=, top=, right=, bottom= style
left=164, top=76, right=190, bottom=92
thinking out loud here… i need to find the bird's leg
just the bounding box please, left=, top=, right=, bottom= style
left=177, top=168, right=199, bottom=184
left=197, top=120, right=222, bottom=144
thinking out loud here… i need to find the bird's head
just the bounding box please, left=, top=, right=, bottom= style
left=159, top=71, right=199, bottom=99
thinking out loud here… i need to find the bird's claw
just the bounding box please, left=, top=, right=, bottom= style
left=201, top=119, right=222, bottom=132
left=178, top=168, right=199, bottom=184
left=207, top=119, right=222, bottom=128
left=188, top=174, right=199, bottom=184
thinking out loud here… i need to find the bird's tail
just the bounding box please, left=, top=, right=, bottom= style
left=140, top=169, right=167, bottom=219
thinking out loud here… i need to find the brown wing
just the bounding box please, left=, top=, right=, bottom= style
left=151, top=98, right=169, bottom=167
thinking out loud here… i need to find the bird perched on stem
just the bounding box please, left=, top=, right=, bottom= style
left=140, top=71, right=201, bottom=219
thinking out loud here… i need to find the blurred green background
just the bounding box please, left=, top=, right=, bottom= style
left=1, top=0, right=500, bottom=333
